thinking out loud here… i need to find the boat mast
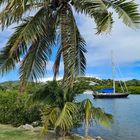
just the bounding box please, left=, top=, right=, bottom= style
left=111, top=51, right=115, bottom=94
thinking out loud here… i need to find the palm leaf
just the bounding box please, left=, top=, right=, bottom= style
left=0, top=0, right=30, bottom=29
left=103, top=0, right=140, bottom=28
left=92, top=107, right=113, bottom=128
left=0, top=37, right=27, bottom=75
left=73, top=0, right=113, bottom=33
left=55, top=102, right=78, bottom=130
left=95, top=12, right=114, bottom=34
left=75, top=30, right=87, bottom=75
left=19, top=36, right=53, bottom=92
left=82, top=99, right=94, bottom=124
left=0, top=0, right=48, bottom=29
left=41, top=105, right=61, bottom=133
left=0, top=7, right=50, bottom=76
left=73, top=0, right=107, bottom=14
left=53, top=47, right=62, bottom=80
left=82, top=99, right=113, bottom=129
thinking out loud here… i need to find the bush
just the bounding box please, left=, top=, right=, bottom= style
left=0, top=91, right=42, bottom=126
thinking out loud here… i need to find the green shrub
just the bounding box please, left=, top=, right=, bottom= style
left=0, top=91, right=42, bottom=126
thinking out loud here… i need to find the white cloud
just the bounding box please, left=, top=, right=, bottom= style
left=74, top=6, right=140, bottom=68
left=84, top=74, right=101, bottom=80
left=40, top=76, right=63, bottom=82
left=40, top=74, right=101, bottom=82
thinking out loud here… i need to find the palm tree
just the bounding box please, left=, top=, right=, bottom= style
left=0, top=0, right=140, bottom=91
left=32, top=81, right=112, bottom=138
left=32, top=81, right=79, bottom=137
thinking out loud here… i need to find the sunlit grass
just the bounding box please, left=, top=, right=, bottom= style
left=0, top=125, right=41, bottom=140
left=0, top=125, right=83, bottom=140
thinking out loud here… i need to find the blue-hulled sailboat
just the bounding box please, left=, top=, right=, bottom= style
left=93, top=88, right=129, bottom=98
left=93, top=52, right=129, bottom=99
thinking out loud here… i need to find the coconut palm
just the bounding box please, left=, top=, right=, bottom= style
left=32, top=81, right=79, bottom=137
left=0, top=0, right=140, bottom=91
left=32, top=82, right=112, bottom=138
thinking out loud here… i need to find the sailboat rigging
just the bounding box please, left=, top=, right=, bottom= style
left=93, top=51, right=129, bottom=99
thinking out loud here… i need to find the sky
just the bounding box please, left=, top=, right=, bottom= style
left=0, top=1, right=140, bottom=82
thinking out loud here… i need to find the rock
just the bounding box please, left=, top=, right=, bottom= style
left=96, top=136, right=103, bottom=140
left=18, top=125, right=23, bottom=129
left=32, top=121, right=39, bottom=127
left=18, top=124, right=33, bottom=130
left=33, top=127, right=42, bottom=132
left=85, top=136, right=96, bottom=140
left=72, top=133, right=85, bottom=139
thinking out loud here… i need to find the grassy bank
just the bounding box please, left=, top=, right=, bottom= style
left=0, top=125, right=83, bottom=140
left=0, top=125, right=41, bottom=140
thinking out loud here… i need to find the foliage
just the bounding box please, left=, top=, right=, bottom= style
left=127, top=86, right=140, bottom=94
left=1, top=77, right=140, bottom=94
left=0, top=91, right=42, bottom=126
left=80, top=99, right=113, bottom=137
left=32, top=81, right=79, bottom=135
left=69, top=77, right=140, bottom=94
left=32, top=81, right=113, bottom=137
left=0, top=81, right=43, bottom=94
left=0, top=80, right=113, bottom=137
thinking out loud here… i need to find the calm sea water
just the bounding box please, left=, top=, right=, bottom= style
left=75, top=94, right=140, bottom=140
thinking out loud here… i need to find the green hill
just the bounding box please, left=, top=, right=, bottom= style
left=0, top=77, right=140, bottom=94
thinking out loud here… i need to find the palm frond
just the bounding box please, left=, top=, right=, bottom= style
left=19, top=36, right=53, bottom=92
left=0, top=36, right=27, bottom=75
left=30, top=81, right=64, bottom=106
left=75, top=30, right=87, bottom=75
left=41, top=105, right=61, bottom=133
left=103, top=0, right=140, bottom=28
left=0, top=7, right=51, bottom=76
left=0, top=0, right=48, bottom=29
left=55, top=102, right=78, bottom=130
left=0, top=0, right=30, bottom=29
left=92, top=107, right=113, bottom=128
left=73, top=0, right=107, bottom=14
left=95, top=12, right=114, bottom=34
left=73, top=0, right=113, bottom=33
left=42, top=102, right=78, bottom=133
left=82, top=99, right=93, bottom=123
left=82, top=99, right=113, bottom=129
left=53, top=47, right=62, bottom=81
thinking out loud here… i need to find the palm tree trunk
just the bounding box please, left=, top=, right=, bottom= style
left=85, top=120, right=89, bottom=138
left=60, top=5, right=68, bottom=87
left=62, top=131, right=66, bottom=140
left=60, top=5, right=75, bottom=90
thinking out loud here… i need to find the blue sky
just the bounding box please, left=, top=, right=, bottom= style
left=0, top=2, right=140, bottom=82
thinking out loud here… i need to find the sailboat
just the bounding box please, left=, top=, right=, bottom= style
left=93, top=52, right=129, bottom=99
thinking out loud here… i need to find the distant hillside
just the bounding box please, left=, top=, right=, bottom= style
left=0, top=77, right=140, bottom=94
left=0, top=81, right=43, bottom=94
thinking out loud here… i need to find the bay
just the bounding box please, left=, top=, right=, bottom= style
left=75, top=94, right=140, bottom=140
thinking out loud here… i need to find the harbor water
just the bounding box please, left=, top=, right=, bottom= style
left=75, top=94, right=140, bottom=140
